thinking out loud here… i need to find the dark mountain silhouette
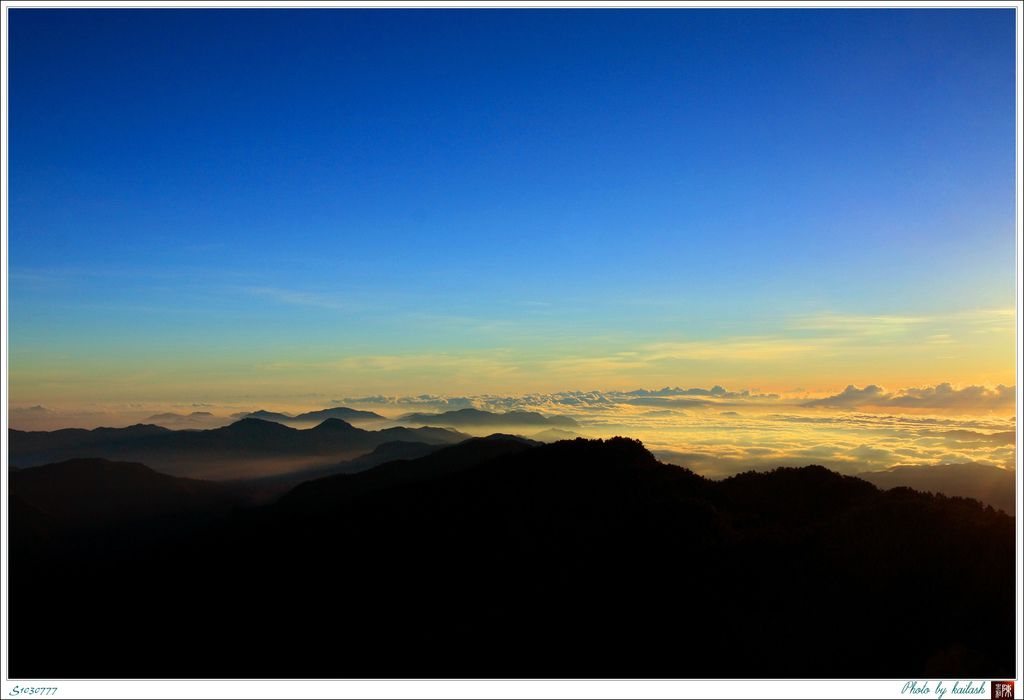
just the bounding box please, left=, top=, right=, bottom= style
left=222, top=434, right=535, bottom=505
left=223, top=440, right=448, bottom=504
left=474, top=432, right=541, bottom=446
left=399, top=407, right=578, bottom=428
left=10, top=491, right=58, bottom=551
left=9, top=423, right=171, bottom=455
left=342, top=439, right=443, bottom=469
left=292, top=406, right=385, bottom=422
left=861, top=462, right=1016, bottom=515
left=8, top=438, right=1014, bottom=679
left=147, top=411, right=214, bottom=420
left=233, top=406, right=386, bottom=424
left=9, top=458, right=241, bottom=560
left=238, top=409, right=293, bottom=421
left=375, top=423, right=468, bottom=444
left=7, top=418, right=468, bottom=479
left=144, top=411, right=227, bottom=429
left=10, top=458, right=237, bottom=528
left=281, top=435, right=536, bottom=510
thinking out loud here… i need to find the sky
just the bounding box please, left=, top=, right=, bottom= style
left=6, top=8, right=1018, bottom=414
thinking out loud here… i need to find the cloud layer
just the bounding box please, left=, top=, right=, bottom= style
left=10, top=382, right=1015, bottom=497
left=804, top=383, right=1014, bottom=412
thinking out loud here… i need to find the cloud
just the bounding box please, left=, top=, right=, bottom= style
left=624, top=385, right=779, bottom=399
left=922, top=429, right=1017, bottom=446
left=886, top=383, right=1015, bottom=410
left=765, top=411, right=1011, bottom=431
left=803, top=383, right=1015, bottom=412
left=335, top=394, right=480, bottom=410
left=790, top=309, right=1014, bottom=338
left=622, top=396, right=716, bottom=408
left=803, top=385, right=889, bottom=407
left=336, top=386, right=786, bottom=414
left=790, top=313, right=929, bottom=336
left=846, top=444, right=894, bottom=461
left=642, top=337, right=824, bottom=361
left=335, top=383, right=1014, bottom=419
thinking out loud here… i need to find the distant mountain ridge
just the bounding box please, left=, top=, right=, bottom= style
left=399, top=407, right=578, bottom=428
left=8, top=418, right=467, bottom=480
left=233, top=406, right=386, bottom=424
left=861, top=462, right=1016, bottom=515
left=532, top=427, right=580, bottom=442
left=148, top=411, right=214, bottom=420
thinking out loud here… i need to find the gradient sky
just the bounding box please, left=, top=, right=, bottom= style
left=7, top=8, right=1018, bottom=407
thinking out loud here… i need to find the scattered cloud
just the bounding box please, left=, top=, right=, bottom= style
left=642, top=337, right=824, bottom=361
left=790, top=312, right=929, bottom=336
left=804, top=383, right=1015, bottom=412
left=11, top=382, right=1016, bottom=487
left=803, top=384, right=889, bottom=408
left=624, top=385, right=779, bottom=399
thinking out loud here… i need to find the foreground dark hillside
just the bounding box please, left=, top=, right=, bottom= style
left=9, top=438, right=1014, bottom=679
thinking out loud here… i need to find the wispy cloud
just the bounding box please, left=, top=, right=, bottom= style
left=642, top=336, right=826, bottom=361
left=788, top=309, right=1014, bottom=339
left=789, top=312, right=930, bottom=336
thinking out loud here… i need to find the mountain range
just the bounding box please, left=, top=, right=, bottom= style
left=860, top=462, right=1016, bottom=515
left=9, top=437, right=1014, bottom=679
left=8, top=417, right=467, bottom=479
left=232, top=406, right=386, bottom=424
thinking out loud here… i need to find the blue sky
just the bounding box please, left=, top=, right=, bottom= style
left=7, top=8, right=1017, bottom=403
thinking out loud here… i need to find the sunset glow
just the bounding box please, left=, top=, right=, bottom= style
left=5, top=9, right=1017, bottom=476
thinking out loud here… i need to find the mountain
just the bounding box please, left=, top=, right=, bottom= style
left=291, top=407, right=385, bottom=423
left=399, top=407, right=578, bottom=428
left=223, top=440, right=449, bottom=504
left=9, top=423, right=171, bottom=455
left=468, top=432, right=541, bottom=446
left=234, top=434, right=540, bottom=504
left=860, top=462, right=1016, bottom=515
left=241, top=409, right=293, bottom=421
left=7, top=418, right=468, bottom=479
left=9, top=458, right=241, bottom=556
left=147, top=411, right=214, bottom=420
left=233, top=407, right=386, bottom=424
left=532, top=427, right=580, bottom=442
left=145, top=412, right=231, bottom=430
left=280, top=435, right=536, bottom=511
left=10, top=458, right=237, bottom=528
left=9, top=437, right=1014, bottom=679
left=335, top=440, right=443, bottom=472
left=375, top=424, right=470, bottom=444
